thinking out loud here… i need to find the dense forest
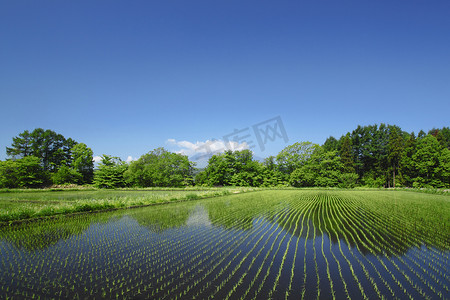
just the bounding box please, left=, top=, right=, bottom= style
left=1, top=124, right=449, bottom=189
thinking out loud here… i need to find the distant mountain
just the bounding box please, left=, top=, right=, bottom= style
left=190, top=152, right=215, bottom=168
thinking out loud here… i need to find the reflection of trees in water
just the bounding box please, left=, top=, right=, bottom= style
left=1, top=190, right=448, bottom=256
left=272, top=192, right=449, bottom=256
left=128, top=203, right=192, bottom=233
left=205, top=192, right=282, bottom=231
left=200, top=190, right=448, bottom=257
left=130, top=203, right=214, bottom=232
left=0, top=211, right=125, bottom=251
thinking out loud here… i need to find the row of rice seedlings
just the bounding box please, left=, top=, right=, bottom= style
left=164, top=213, right=269, bottom=299
left=250, top=196, right=311, bottom=300
left=203, top=207, right=291, bottom=298
left=312, top=195, right=321, bottom=299
left=171, top=193, right=286, bottom=294
left=150, top=202, right=258, bottom=297
left=409, top=246, right=449, bottom=287
left=256, top=193, right=314, bottom=299
left=332, top=193, right=413, bottom=299
left=284, top=193, right=314, bottom=299
left=184, top=216, right=273, bottom=300
left=190, top=219, right=271, bottom=298
left=114, top=208, right=243, bottom=298
left=1, top=190, right=448, bottom=299
left=321, top=194, right=351, bottom=299
left=342, top=192, right=447, bottom=298
left=300, top=194, right=316, bottom=300
left=211, top=203, right=297, bottom=299
left=361, top=193, right=450, bottom=288
left=334, top=193, right=421, bottom=299
left=150, top=228, right=229, bottom=296
left=316, top=194, right=335, bottom=299
left=332, top=196, right=395, bottom=300
left=325, top=194, right=371, bottom=300
left=335, top=193, right=400, bottom=299
left=276, top=193, right=317, bottom=299
left=356, top=191, right=448, bottom=252
left=3, top=207, right=197, bottom=298
left=344, top=194, right=436, bottom=285
left=339, top=193, right=435, bottom=298
left=231, top=192, right=312, bottom=300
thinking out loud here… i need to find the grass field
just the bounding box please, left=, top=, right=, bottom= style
left=0, top=187, right=255, bottom=223
left=0, top=189, right=449, bottom=299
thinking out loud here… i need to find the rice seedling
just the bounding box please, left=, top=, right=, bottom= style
left=0, top=189, right=448, bottom=299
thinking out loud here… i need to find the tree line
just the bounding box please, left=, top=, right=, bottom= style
left=1, top=124, right=449, bottom=189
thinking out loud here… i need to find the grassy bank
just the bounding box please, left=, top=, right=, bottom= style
left=0, top=187, right=256, bottom=224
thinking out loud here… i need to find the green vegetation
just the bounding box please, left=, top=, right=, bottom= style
left=92, top=155, right=128, bottom=188
left=0, top=156, right=47, bottom=188
left=0, top=190, right=448, bottom=299
left=0, top=187, right=254, bottom=223
left=1, top=128, right=93, bottom=187
left=124, top=147, right=195, bottom=187
left=1, top=125, right=449, bottom=189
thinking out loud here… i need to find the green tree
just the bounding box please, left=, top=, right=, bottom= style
left=399, top=133, right=417, bottom=186
left=388, top=126, right=404, bottom=188
left=351, top=124, right=394, bottom=187
left=6, top=128, right=78, bottom=172
left=51, top=165, right=83, bottom=185
left=322, top=136, right=340, bottom=152
left=201, top=149, right=261, bottom=186
left=289, top=148, right=348, bottom=187
left=276, top=142, right=319, bottom=175
left=260, top=167, right=287, bottom=187
left=5, top=130, right=32, bottom=158
left=314, top=150, right=344, bottom=187
left=412, top=135, right=444, bottom=187
left=124, top=148, right=194, bottom=187
left=0, top=156, right=47, bottom=188
left=93, top=155, right=128, bottom=188
left=338, top=173, right=359, bottom=188
left=433, top=127, right=450, bottom=149
left=437, top=148, right=450, bottom=188
left=289, top=165, right=316, bottom=187
left=71, top=143, right=94, bottom=184
left=194, top=169, right=209, bottom=186
left=417, top=130, right=426, bottom=139
left=263, top=156, right=277, bottom=171
left=340, top=133, right=355, bottom=173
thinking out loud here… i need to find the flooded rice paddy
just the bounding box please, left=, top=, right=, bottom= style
left=1, top=190, right=449, bottom=299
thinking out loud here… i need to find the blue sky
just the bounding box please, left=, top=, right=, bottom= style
left=1, top=1, right=449, bottom=164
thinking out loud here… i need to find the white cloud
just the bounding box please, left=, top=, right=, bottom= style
left=93, top=155, right=137, bottom=164
left=166, top=138, right=250, bottom=158
left=93, top=156, right=103, bottom=163
left=126, top=156, right=137, bottom=163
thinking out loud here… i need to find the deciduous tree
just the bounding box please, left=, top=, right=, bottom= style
left=124, top=148, right=194, bottom=187
left=93, top=155, right=128, bottom=188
